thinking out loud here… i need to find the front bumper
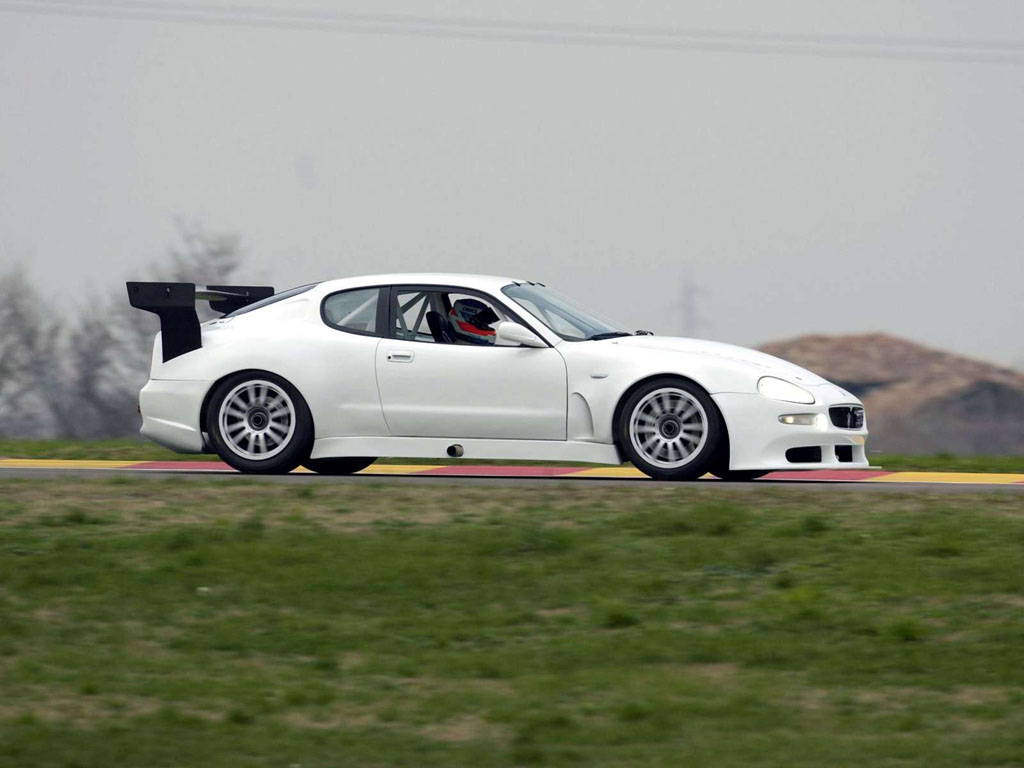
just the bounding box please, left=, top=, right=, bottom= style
left=139, top=379, right=211, bottom=454
left=712, top=388, right=869, bottom=471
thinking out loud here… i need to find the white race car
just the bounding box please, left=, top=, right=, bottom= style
left=127, top=274, right=868, bottom=480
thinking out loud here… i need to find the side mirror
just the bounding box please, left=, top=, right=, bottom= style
left=495, top=321, right=546, bottom=348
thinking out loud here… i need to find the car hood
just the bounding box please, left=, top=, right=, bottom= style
left=607, top=335, right=831, bottom=386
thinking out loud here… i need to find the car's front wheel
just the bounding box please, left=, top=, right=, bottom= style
left=617, top=377, right=722, bottom=481
left=302, top=457, right=376, bottom=475
left=207, top=372, right=313, bottom=474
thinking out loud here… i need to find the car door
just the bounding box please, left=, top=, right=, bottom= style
left=375, top=285, right=568, bottom=440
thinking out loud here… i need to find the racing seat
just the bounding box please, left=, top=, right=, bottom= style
left=426, top=311, right=457, bottom=344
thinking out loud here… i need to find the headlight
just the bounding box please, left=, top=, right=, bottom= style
left=758, top=376, right=815, bottom=404
left=779, top=413, right=830, bottom=430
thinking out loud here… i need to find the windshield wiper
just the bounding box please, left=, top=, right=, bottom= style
left=585, top=331, right=633, bottom=341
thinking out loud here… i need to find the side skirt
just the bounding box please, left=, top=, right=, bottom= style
left=310, top=437, right=622, bottom=465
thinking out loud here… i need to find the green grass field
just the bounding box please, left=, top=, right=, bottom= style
left=1, top=438, right=1021, bottom=472
left=1, top=477, right=1023, bottom=766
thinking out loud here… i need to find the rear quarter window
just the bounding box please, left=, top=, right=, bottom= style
left=322, top=287, right=381, bottom=335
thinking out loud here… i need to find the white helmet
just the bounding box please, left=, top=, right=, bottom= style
left=449, top=298, right=499, bottom=344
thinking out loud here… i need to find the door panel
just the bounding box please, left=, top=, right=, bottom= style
left=375, top=339, right=567, bottom=439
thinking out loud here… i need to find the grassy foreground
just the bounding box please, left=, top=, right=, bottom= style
left=0, top=438, right=1021, bottom=472
left=1, top=478, right=1023, bottom=766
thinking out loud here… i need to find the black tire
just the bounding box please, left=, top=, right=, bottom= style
left=302, top=457, right=376, bottom=475
left=617, top=377, right=723, bottom=481
left=711, top=470, right=769, bottom=481
left=206, top=371, right=314, bottom=474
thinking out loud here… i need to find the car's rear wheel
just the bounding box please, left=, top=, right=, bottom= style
left=617, top=377, right=722, bottom=481
left=207, top=372, right=313, bottom=474
left=302, top=457, right=376, bottom=475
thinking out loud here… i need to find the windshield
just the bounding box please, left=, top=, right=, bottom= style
left=501, top=283, right=630, bottom=341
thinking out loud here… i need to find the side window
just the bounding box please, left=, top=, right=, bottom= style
left=393, top=290, right=440, bottom=343
left=323, top=288, right=379, bottom=334
left=446, top=292, right=510, bottom=345
left=391, top=289, right=515, bottom=346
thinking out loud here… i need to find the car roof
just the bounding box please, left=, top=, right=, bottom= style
left=311, top=273, right=529, bottom=295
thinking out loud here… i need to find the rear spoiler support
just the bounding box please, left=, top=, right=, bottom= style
left=126, top=282, right=274, bottom=362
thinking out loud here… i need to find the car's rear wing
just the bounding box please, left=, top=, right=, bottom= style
left=126, top=282, right=275, bottom=362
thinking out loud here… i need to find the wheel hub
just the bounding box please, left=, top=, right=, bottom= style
left=658, top=415, right=681, bottom=439
left=628, top=386, right=709, bottom=469
left=247, top=407, right=270, bottom=431
left=218, top=380, right=297, bottom=461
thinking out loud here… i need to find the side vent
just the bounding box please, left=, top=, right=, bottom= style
left=785, top=446, right=822, bottom=463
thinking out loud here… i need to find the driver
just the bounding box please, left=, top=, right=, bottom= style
left=449, top=298, right=500, bottom=345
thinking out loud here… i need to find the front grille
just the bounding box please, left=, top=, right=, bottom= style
left=786, top=446, right=822, bottom=463
left=829, top=406, right=864, bottom=429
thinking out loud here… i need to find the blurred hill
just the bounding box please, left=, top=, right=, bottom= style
left=760, top=334, right=1024, bottom=455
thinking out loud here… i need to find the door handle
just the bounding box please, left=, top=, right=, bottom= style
left=387, top=350, right=415, bottom=363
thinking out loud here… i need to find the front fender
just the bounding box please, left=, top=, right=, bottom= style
left=558, top=343, right=761, bottom=444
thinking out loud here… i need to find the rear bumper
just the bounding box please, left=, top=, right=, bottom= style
left=139, top=379, right=210, bottom=453
left=712, top=391, right=869, bottom=471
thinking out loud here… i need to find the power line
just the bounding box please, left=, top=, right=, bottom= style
left=3, top=0, right=1024, bottom=65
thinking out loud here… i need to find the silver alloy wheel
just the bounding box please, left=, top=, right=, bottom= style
left=218, top=380, right=296, bottom=461
left=628, top=387, right=708, bottom=469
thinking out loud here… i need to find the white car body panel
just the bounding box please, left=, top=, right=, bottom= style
left=309, top=437, right=620, bottom=464
left=139, top=379, right=208, bottom=453
left=136, top=272, right=869, bottom=470
left=713, top=390, right=867, bottom=470
left=375, top=339, right=568, bottom=439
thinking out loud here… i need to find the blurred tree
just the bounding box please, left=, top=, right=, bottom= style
left=0, top=224, right=245, bottom=438
left=0, top=268, right=67, bottom=436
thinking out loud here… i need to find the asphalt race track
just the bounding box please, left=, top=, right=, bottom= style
left=1, top=458, right=1022, bottom=492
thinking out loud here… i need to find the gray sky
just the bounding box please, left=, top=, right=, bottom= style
left=2, top=0, right=1023, bottom=368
